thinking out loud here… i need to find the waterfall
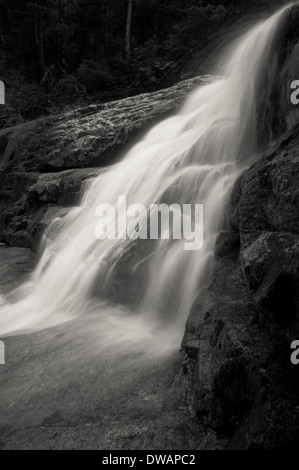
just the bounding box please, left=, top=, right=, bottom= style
left=0, top=3, right=297, bottom=353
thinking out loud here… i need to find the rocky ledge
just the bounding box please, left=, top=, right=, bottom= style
left=0, top=76, right=212, bottom=250
left=182, top=124, right=299, bottom=449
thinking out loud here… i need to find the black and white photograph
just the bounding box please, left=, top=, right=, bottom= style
left=0, top=0, right=298, bottom=453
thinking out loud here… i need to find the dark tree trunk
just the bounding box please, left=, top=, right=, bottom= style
left=34, top=9, right=46, bottom=75
left=125, top=0, right=133, bottom=60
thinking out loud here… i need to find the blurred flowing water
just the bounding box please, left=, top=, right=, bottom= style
left=0, top=3, right=297, bottom=358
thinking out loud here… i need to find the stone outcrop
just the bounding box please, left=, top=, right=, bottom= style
left=0, top=76, right=212, bottom=250
left=182, top=124, right=299, bottom=449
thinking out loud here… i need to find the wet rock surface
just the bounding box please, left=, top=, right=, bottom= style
left=0, top=245, right=36, bottom=295
left=182, top=124, right=299, bottom=449
left=0, top=76, right=212, bottom=250
left=0, top=247, right=225, bottom=451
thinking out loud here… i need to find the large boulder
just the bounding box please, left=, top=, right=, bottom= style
left=182, top=123, right=299, bottom=449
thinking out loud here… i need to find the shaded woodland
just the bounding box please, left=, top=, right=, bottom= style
left=0, top=0, right=288, bottom=124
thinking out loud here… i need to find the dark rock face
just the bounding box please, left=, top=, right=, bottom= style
left=0, top=245, right=35, bottom=295
left=0, top=76, right=212, bottom=250
left=182, top=124, right=299, bottom=449
left=256, top=4, right=299, bottom=145
left=0, top=167, right=102, bottom=250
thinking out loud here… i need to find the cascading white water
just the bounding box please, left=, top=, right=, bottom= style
left=0, top=4, right=296, bottom=352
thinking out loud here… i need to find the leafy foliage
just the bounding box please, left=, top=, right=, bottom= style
left=0, top=0, right=289, bottom=125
